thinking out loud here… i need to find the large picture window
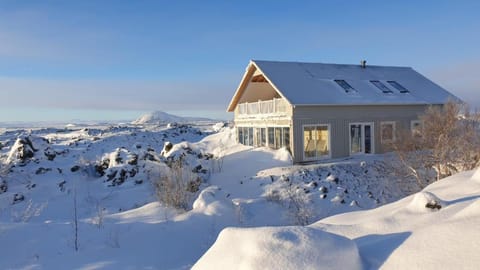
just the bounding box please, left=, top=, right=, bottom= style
left=303, top=125, right=330, bottom=159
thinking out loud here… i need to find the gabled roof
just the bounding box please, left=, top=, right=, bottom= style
left=227, top=60, right=460, bottom=112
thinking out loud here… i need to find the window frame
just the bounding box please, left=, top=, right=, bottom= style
left=410, top=120, right=423, bottom=136
left=370, top=80, right=393, bottom=93
left=334, top=79, right=356, bottom=93
left=302, top=124, right=331, bottom=161
left=387, top=80, right=409, bottom=93
left=380, top=121, right=396, bottom=143
left=348, top=122, right=375, bottom=155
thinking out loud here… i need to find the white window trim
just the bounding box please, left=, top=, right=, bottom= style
left=302, top=124, right=332, bottom=161
left=348, top=122, right=375, bottom=155
left=266, top=126, right=290, bottom=149
left=238, top=125, right=290, bottom=148
left=380, top=121, right=396, bottom=143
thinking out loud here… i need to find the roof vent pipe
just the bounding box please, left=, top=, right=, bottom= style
left=361, top=60, right=367, bottom=68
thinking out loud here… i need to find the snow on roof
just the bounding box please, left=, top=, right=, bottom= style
left=227, top=60, right=460, bottom=111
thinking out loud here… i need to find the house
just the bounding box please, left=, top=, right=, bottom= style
left=227, top=60, right=459, bottom=163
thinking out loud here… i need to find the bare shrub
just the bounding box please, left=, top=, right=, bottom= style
left=211, top=142, right=226, bottom=173
left=11, top=199, right=47, bottom=223
left=85, top=192, right=112, bottom=229
left=389, top=101, right=480, bottom=187
left=284, top=184, right=314, bottom=226
left=265, top=175, right=314, bottom=226
left=154, top=158, right=199, bottom=210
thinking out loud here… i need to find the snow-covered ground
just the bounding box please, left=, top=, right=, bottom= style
left=0, top=119, right=478, bottom=269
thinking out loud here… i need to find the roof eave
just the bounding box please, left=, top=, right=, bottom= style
left=226, top=61, right=257, bottom=112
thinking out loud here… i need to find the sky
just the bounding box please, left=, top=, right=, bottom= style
left=0, top=0, right=479, bottom=122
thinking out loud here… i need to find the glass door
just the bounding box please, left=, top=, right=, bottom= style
left=350, top=123, right=374, bottom=155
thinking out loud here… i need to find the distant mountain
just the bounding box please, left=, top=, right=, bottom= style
left=132, top=111, right=213, bottom=125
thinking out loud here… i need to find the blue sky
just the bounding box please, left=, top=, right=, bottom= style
left=0, top=0, right=479, bottom=122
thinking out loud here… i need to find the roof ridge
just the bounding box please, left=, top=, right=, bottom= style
left=251, top=59, right=412, bottom=69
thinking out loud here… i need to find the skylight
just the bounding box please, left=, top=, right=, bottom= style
left=370, top=80, right=393, bottom=93
left=334, top=80, right=355, bottom=93
left=387, top=81, right=409, bottom=93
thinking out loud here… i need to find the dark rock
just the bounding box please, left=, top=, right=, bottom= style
left=70, top=165, right=80, bottom=172
left=35, top=167, right=51, bottom=175
left=425, top=201, right=442, bottom=210
left=129, top=168, right=137, bottom=177
left=13, top=137, right=36, bottom=163
left=192, top=164, right=203, bottom=173
left=13, top=193, right=25, bottom=204
left=161, top=142, right=173, bottom=156
left=320, top=194, right=327, bottom=199
left=58, top=180, right=66, bottom=192
left=0, top=180, right=7, bottom=193
left=127, top=154, right=138, bottom=165
left=44, top=147, right=56, bottom=161
left=112, top=169, right=127, bottom=186
left=57, top=168, right=63, bottom=174
left=106, top=170, right=118, bottom=181
left=143, top=152, right=156, bottom=161
left=95, top=158, right=110, bottom=177
left=134, top=179, right=143, bottom=185
left=27, top=183, right=36, bottom=189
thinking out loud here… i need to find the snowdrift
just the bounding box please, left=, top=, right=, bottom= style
left=312, top=169, right=480, bottom=269
left=193, top=226, right=362, bottom=270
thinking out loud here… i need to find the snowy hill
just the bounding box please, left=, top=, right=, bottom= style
left=132, top=110, right=213, bottom=125
left=0, top=122, right=478, bottom=269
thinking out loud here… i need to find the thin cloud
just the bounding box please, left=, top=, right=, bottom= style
left=0, top=77, right=234, bottom=111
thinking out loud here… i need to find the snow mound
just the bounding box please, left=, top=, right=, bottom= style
left=132, top=110, right=211, bottom=125
left=273, top=147, right=292, bottom=162
left=192, top=186, right=233, bottom=216
left=471, top=167, right=480, bottom=183
left=407, top=191, right=445, bottom=212
left=212, top=122, right=227, bottom=132
left=193, top=226, right=362, bottom=270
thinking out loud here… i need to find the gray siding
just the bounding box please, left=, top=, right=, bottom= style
left=291, top=105, right=431, bottom=163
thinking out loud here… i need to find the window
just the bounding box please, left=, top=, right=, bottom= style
left=237, top=127, right=253, bottom=146
left=387, top=81, right=409, bottom=93
left=261, top=128, right=266, bottom=146
left=254, top=128, right=266, bottom=147
left=349, top=123, right=374, bottom=155
left=274, top=128, right=282, bottom=149
left=370, top=80, right=393, bottom=93
left=238, top=127, right=244, bottom=144
left=282, top=127, right=290, bottom=149
left=303, top=125, right=330, bottom=159
left=264, top=127, right=290, bottom=149
left=411, top=120, right=423, bottom=137
left=381, top=121, right=396, bottom=143
left=268, top=127, right=275, bottom=148
left=247, top=127, right=253, bottom=146
left=334, top=79, right=355, bottom=93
